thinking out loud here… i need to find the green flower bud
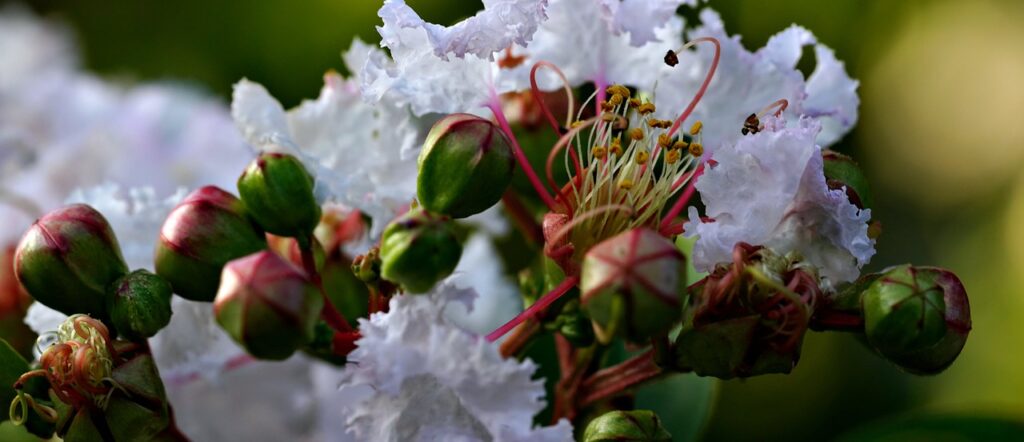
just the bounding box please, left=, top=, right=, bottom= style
left=862, top=265, right=971, bottom=374
left=581, top=228, right=684, bottom=344
left=237, top=152, right=321, bottom=238
left=107, top=270, right=173, bottom=340
left=15, top=204, right=128, bottom=318
left=214, top=251, right=323, bottom=360
left=823, top=150, right=873, bottom=210
left=417, top=113, right=515, bottom=218
left=155, top=186, right=266, bottom=301
left=583, top=410, right=672, bottom=442
left=380, top=208, right=462, bottom=293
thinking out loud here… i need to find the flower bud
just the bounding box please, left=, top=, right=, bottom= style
left=823, top=150, right=873, bottom=210
left=581, top=228, right=684, bottom=343
left=379, top=208, right=462, bottom=293
left=417, top=113, right=515, bottom=218
left=155, top=186, right=266, bottom=301
left=237, top=152, right=321, bottom=238
left=107, top=270, right=173, bottom=340
left=15, top=204, right=128, bottom=318
left=862, top=265, right=971, bottom=374
left=213, top=251, right=323, bottom=360
left=583, top=410, right=672, bottom=442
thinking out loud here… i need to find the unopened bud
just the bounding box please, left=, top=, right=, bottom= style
left=823, top=150, right=873, bottom=210
left=581, top=228, right=684, bottom=343
left=214, top=251, right=323, bottom=360
left=583, top=410, right=672, bottom=442
left=238, top=152, right=321, bottom=238
left=155, top=186, right=266, bottom=301
left=417, top=113, right=515, bottom=218
left=862, top=265, right=971, bottom=374
left=107, top=270, right=173, bottom=340
left=15, top=204, right=128, bottom=318
left=380, top=208, right=462, bottom=293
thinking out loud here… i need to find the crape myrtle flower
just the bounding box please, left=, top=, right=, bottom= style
left=684, top=117, right=874, bottom=287
left=333, top=293, right=572, bottom=441
left=232, top=39, right=420, bottom=237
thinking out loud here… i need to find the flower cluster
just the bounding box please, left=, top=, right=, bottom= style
left=1, top=1, right=973, bottom=441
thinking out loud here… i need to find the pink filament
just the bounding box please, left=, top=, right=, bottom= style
left=659, top=162, right=704, bottom=230
left=487, top=93, right=560, bottom=211
left=668, top=37, right=721, bottom=138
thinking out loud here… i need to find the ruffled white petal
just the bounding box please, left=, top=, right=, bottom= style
left=804, top=44, right=859, bottom=146
left=685, top=117, right=873, bottom=286
left=336, top=294, right=572, bottom=441
left=599, top=0, right=695, bottom=46
left=439, top=233, right=523, bottom=336
left=378, top=0, right=548, bottom=61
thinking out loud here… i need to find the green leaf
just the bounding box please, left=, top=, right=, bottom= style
left=0, top=421, right=44, bottom=442
left=635, top=373, right=718, bottom=441
left=0, top=339, right=30, bottom=423
left=836, top=414, right=1024, bottom=442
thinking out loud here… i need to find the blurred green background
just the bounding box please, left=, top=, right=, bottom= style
left=7, top=0, right=1024, bottom=440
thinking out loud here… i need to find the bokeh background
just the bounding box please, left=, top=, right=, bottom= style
left=4, top=0, right=1024, bottom=440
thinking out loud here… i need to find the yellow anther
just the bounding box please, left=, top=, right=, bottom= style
left=592, top=145, right=608, bottom=159
left=609, top=94, right=623, bottom=106
left=601, top=112, right=616, bottom=122
left=689, top=142, right=704, bottom=157
left=608, top=85, right=630, bottom=97
left=690, top=121, right=703, bottom=135
left=610, top=138, right=623, bottom=156
left=571, top=120, right=585, bottom=128
left=628, top=128, right=645, bottom=141
left=635, top=149, right=650, bottom=164
left=601, top=101, right=615, bottom=111
left=629, top=98, right=642, bottom=108
left=619, top=178, right=634, bottom=190
left=672, top=139, right=688, bottom=151
left=657, top=133, right=672, bottom=148
left=638, top=102, right=656, bottom=115
left=647, top=119, right=671, bottom=129
left=666, top=150, right=681, bottom=164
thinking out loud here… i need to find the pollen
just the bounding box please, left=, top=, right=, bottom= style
left=628, top=128, right=645, bottom=141
left=610, top=138, right=623, bottom=156
left=657, top=133, right=672, bottom=148
left=592, top=145, right=608, bottom=159
left=601, top=112, right=616, bottom=122
left=647, top=119, right=671, bottom=129
left=690, top=121, right=703, bottom=135
left=609, top=94, right=623, bottom=106
left=635, top=149, right=650, bottom=164
left=666, top=150, right=681, bottom=164
left=638, top=102, right=656, bottom=115
left=619, top=178, right=634, bottom=190
left=629, top=98, right=641, bottom=108
left=601, top=101, right=615, bottom=111
left=689, top=142, right=704, bottom=157
left=672, top=139, right=688, bottom=151
left=607, top=85, right=630, bottom=98
left=571, top=120, right=585, bottom=128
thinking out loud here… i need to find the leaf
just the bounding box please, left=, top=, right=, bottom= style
left=635, top=373, right=718, bottom=442
left=0, top=421, right=44, bottom=442
left=836, top=414, right=1024, bottom=442
left=0, top=339, right=30, bottom=423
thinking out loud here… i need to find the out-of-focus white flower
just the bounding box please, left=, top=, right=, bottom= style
left=653, top=9, right=858, bottom=151
left=0, top=6, right=75, bottom=93
left=335, top=294, right=572, bottom=441
left=378, top=0, right=548, bottom=61
left=439, top=233, right=522, bottom=336
left=684, top=117, right=874, bottom=286
left=233, top=40, right=421, bottom=236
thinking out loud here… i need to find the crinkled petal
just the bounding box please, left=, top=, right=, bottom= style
left=378, top=0, right=548, bottom=61
left=599, top=0, right=695, bottom=46
left=230, top=79, right=298, bottom=151
left=0, top=6, right=75, bottom=93
left=804, top=44, right=859, bottom=146
left=685, top=117, right=873, bottom=285
left=439, top=233, right=523, bottom=336
left=336, top=294, right=571, bottom=441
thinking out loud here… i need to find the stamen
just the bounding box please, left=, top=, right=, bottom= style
left=487, top=92, right=560, bottom=211
left=688, top=142, right=704, bottom=157
left=638, top=102, right=656, bottom=115
left=627, top=128, right=644, bottom=141
left=757, top=99, right=789, bottom=119
left=529, top=61, right=577, bottom=135
left=667, top=37, right=722, bottom=138
left=690, top=121, right=703, bottom=135
left=659, top=163, right=705, bottom=231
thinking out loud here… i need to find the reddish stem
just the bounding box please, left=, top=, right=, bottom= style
left=486, top=276, right=580, bottom=342
left=498, top=318, right=542, bottom=358
left=300, top=241, right=353, bottom=332
left=487, top=95, right=560, bottom=212
left=811, top=310, right=865, bottom=331
left=578, top=350, right=663, bottom=407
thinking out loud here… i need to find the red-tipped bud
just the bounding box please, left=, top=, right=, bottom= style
left=15, top=205, right=128, bottom=318
left=237, top=152, right=321, bottom=238
left=580, top=228, right=684, bottom=344
left=155, top=186, right=266, bottom=301
left=213, top=251, right=323, bottom=360
left=107, top=270, right=173, bottom=340
left=379, top=208, right=462, bottom=293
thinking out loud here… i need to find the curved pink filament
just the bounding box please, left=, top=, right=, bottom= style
left=530, top=61, right=575, bottom=135
left=659, top=162, right=704, bottom=230
left=487, top=93, right=560, bottom=211
left=668, top=37, right=721, bottom=138
left=546, top=118, right=597, bottom=211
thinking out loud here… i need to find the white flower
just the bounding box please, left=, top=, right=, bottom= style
left=335, top=294, right=572, bottom=442
left=439, top=232, right=523, bottom=336
left=599, top=0, right=695, bottom=46
left=684, top=117, right=874, bottom=286
left=514, top=0, right=683, bottom=90
left=653, top=9, right=859, bottom=152
left=0, top=6, right=75, bottom=93
left=378, top=0, right=548, bottom=61
left=232, top=41, right=421, bottom=236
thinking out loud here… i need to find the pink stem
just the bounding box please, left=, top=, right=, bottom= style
left=487, top=94, right=560, bottom=211
left=486, top=275, right=580, bottom=342
left=659, top=163, right=704, bottom=230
